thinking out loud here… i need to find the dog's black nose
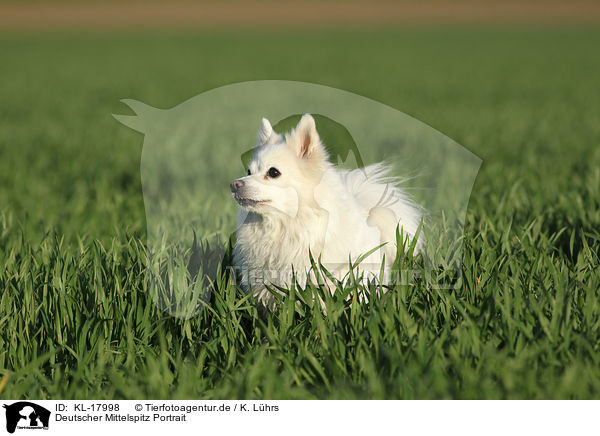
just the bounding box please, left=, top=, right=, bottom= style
left=230, top=179, right=245, bottom=192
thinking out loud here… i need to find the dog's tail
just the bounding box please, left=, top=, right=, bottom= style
left=343, top=163, right=425, bottom=255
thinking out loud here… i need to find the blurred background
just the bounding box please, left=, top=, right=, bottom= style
left=1, top=0, right=599, bottom=241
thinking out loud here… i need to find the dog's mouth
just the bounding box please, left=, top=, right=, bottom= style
left=232, top=194, right=270, bottom=207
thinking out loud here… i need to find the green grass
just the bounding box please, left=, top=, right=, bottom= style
left=1, top=26, right=599, bottom=399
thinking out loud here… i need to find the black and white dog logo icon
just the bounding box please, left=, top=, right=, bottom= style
left=2, top=402, right=50, bottom=433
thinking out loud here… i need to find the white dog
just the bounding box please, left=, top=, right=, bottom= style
left=231, top=114, right=423, bottom=308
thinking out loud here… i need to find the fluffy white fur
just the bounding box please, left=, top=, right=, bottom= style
left=231, top=114, right=423, bottom=309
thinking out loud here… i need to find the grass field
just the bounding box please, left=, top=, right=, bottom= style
left=1, top=26, right=599, bottom=399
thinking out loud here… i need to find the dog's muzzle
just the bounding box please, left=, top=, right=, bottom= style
left=230, top=178, right=269, bottom=207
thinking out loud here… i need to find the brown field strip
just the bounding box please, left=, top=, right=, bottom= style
left=1, top=1, right=599, bottom=32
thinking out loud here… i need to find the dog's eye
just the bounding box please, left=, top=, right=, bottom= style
left=267, top=167, right=281, bottom=178
left=247, top=169, right=251, bottom=176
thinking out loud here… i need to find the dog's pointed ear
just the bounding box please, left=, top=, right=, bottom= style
left=291, top=114, right=322, bottom=159
left=257, top=117, right=273, bottom=145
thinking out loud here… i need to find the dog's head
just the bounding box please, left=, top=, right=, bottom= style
left=230, top=114, right=329, bottom=217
